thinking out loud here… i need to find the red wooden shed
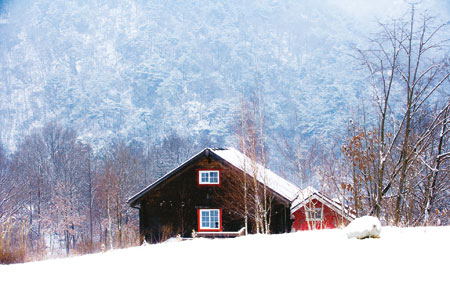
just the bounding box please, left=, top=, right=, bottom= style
left=291, top=187, right=355, bottom=231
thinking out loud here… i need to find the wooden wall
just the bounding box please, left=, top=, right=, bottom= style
left=139, top=155, right=291, bottom=243
left=291, top=199, right=349, bottom=231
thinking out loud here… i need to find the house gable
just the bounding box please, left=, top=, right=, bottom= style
left=291, top=187, right=355, bottom=231
left=128, top=148, right=208, bottom=208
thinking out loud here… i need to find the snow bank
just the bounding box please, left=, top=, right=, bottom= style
left=346, top=215, right=382, bottom=239
left=1, top=226, right=450, bottom=300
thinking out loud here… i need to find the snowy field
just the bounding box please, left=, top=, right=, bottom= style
left=1, top=226, right=449, bottom=300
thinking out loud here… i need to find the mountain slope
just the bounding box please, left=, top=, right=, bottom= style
left=1, top=0, right=449, bottom=152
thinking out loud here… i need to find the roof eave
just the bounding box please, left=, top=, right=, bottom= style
left=291, top=192, right=355, bottom=221
left=126, top=148, right=209, bottom=207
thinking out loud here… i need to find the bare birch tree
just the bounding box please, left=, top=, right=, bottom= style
left=234, top=89, right=272, bottom=234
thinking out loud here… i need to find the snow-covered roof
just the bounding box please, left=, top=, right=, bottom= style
left=128, top=147, right=301, bottom=207
left=291, top=186, right=355, bottom=220
left=211, top=148, right=301, bottom=202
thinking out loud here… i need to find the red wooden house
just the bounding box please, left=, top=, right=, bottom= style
left=291, top=187, right=355, bottom=231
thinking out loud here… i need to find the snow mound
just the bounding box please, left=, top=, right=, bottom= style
left=346, top=216, right=382, bottom=239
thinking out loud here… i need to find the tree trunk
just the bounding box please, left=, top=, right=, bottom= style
left=106, top=193, right=114, bottom=250
left=424, top=106, right=448, bottom=223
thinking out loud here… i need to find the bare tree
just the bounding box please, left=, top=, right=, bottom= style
left=356, top=5, right=450, bottom=224
left=419, top=101, right=450, bottom=223
left=233, top=91, right=272, bottom=234
left=95, top=140, right=142, bottom=249
left=238, top=97, right=249, bottom=233
left=13, top=133, right=50, bottom=252
left=0, top=144, right=25, bottom=223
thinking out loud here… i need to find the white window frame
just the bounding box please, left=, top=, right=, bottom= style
left=306, top=207, right=323, bottom=221
left=198, top=170, right=220, bottom=185
left=199, top=209, right=221, bottom=230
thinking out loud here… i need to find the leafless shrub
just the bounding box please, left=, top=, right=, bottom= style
left=0, top=219, right=28, bottom=264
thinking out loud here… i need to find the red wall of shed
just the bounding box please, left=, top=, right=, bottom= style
left=291, top=199, right=347, bottom=231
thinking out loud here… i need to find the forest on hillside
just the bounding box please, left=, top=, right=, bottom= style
left=4, top=0, right=445, bottom=151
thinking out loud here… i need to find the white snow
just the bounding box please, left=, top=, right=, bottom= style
left=1, top=226, right=449, bottom=300
left=212, top=148, right=300, bottom=201
left=346, top=215, right=382, bottom=239
left=291, top=186, right=324, bottom=210
left=291, top=186, right=355, bottom=220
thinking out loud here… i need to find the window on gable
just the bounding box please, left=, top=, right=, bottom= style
left=306, top=207, right=323, bottom=221
left=198, top=170, right=220, bottom=185
left=198, top=209, right=221, bottom=231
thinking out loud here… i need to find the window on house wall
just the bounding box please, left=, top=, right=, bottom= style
left=306, top=207, right=323, bottom=221
left=198, top=170, right=220, bottom=185
left=198, top=209, right=221, bottom=231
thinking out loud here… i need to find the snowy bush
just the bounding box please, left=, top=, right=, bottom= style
left=346, top=216, right=381, bottom=239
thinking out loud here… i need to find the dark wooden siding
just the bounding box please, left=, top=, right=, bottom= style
left=139, top=155, right=290, bottom=243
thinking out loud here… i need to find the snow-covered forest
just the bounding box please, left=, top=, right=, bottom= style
left=1, top=0, right=448, bottom=150
left=1, top=0, right=450, bottom=262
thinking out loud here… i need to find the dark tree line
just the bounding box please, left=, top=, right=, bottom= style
left=0, top=123, right=201, bottom=261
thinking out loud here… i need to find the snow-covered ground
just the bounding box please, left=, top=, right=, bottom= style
left=1, top=227, right=449, bottom=300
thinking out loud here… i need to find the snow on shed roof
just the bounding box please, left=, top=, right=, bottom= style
left=211, top=147, right=301, bottom=202
left=291, top=187, right=355, bottom=220
left=291, top=186, right=321, bottom=210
